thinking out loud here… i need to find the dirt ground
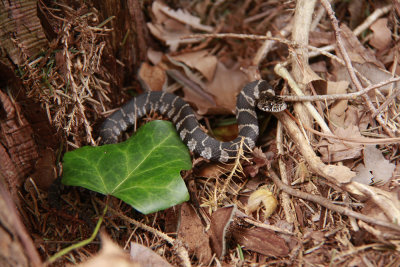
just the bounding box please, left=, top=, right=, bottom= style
left=0, top=0, right=399, bottom=266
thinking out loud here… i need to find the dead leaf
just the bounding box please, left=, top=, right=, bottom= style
left=348, top=0, right=365, bottom=29
left=327, top=80, right=350, bottom=127
left=338, top=24, right=383, bottom=67
left=208, top=205, right=236, bottom=258
left=353, top=164, right=373, bottom=185
left=352, top=145, right=395, bottom=184
left=196, top=162, right=234, bottom=179
left=334, top=25, right=400, bottom=93
left=322, top=164, right=356, bottom=184
left=351, top=62, right=400, bottom=93
left=243, top=147, right=270, bottom=178
left=177, top=203, right=212, bottom=264
left=369, top=18, right=392, bottom=51
left=204, top=62, right=248, bottom=114
left=147, top=1, right=211, bottom=51
left=77, top=233, right=140, bottom=267
left=310, top=61, right=328, bottom=73
left=147, top=22, right=196, bottom=52
left=147, top=48, right=163, bottom=65
left=309, top=31, right=335, bottom=46
left=138, top=62, right=166, bottom=91
left=212, top=123, right=239, bottom=142
left=171, top=50, right=218, bottom=81
left=154, top=1, right=213, bottom=32
left=231, top=225, right=289, bottom=257
left=318, top=125, right=363, bottom=162
left=130, top=243, right=173, bottom=267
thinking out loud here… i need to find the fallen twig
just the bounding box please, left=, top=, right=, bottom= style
left=320, top=0, right=395, bottom=137
left=281, top=77, right=400, bottom=102
left=268, top=169, right=400, bottom=232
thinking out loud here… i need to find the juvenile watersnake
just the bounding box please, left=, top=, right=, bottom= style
left=99, top=80, right=287, bottom=162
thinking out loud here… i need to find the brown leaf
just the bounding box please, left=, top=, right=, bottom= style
left=138, top=62, right=166, bottom=91
left=171, top=50, right=217, bottom=82
left=333, top=25, right=400, bottom=92
left=208, top=205, right=236, bottom=258
left=130, top=243, right=173, bottom=267
left=243, top=147, right=271, bottom=178
left=369, top=18, right=392, bottom=51
left=309, top=31, right=335, bottom=46
left=204, top=62, right=248, bottom=114
left=78, top=233, right=140, bottom=267
left=326, top=80, right=349, bottom=127
left=232, top=226, right=289, bottom=257
left=177, top=203, right=212, bottom=264
left=352, top=145, right=396, bottom=184
left=154, top=1, right=213, bottom=32
left=338, top=24, right=382, bottom=66
left=147, top=1, right=209, bottom=51
left=196, top=162, right=235, bottom=179
left=318, top=125, right=363, bottom=162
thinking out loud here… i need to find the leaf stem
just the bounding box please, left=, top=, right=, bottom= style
left=46, top=202, right=108, bottom=264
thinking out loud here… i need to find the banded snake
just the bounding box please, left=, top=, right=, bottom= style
left=99, top=80, right=287, bottom=162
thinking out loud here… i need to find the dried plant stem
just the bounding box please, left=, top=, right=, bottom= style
left=309, top=4, right=392, bottom=58
left=290, top=0, right=317, bottom=141
left=275, top=64, right=331, bottom=134
left=252, top=23, right=292, bottom=66
left=187, top=32, right=398, bottom=102
left=372, top=86, right=400, bottom=118
left=62, top=23, right=95, bottom=145
left=268, top=169, right=400, bottom=232
left=274, top=111, right=355, bottom=184
left=300, top=121, right=400, bottom=144
left=346, top=182, right=400, bottom=227
left=281, top=77, right=400, bottom=102
left=276, top=120, right=295, bottom=224
left=291, top=0, right=316, bottom=83
left=184, top=33, right=297, bottom=47
left=219, top=137, right=246, bottom=199
left=310, top=1, right=328, bottom=31
left=243, top=217, right=294, bottom=235
left=320, top=0, right=395, bottom=137
left=94, top=197, right=191, bottom=267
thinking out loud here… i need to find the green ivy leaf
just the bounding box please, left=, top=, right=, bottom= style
left=62, top=120, right=192, bottom=214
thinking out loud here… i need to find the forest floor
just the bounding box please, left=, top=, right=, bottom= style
left=1, top=0, right=400, bottom=266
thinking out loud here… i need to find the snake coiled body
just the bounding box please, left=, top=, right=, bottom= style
left=99, top=80, right=286, bottom=162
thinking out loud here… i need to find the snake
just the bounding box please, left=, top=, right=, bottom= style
left=99, top=80, right=287, bottom=162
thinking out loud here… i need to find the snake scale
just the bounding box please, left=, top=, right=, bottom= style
left=99, top=80, right=287, bottom=162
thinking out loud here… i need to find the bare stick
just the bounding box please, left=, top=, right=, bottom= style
left=268, top=169, right=400, bottom=232
left=276, top=120, right=295, bottom=223
left=320, top=0, right=395, bottom=137
left=281, top=77, right=400, bottom=102
left=275, top=64, right=332, bottom=134
left=309, top=4, right=392, bottom=58
left=274, top=111, right=355, bottom=184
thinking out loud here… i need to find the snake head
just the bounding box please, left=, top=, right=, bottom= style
left=257, top=89, right=287, bottom=113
